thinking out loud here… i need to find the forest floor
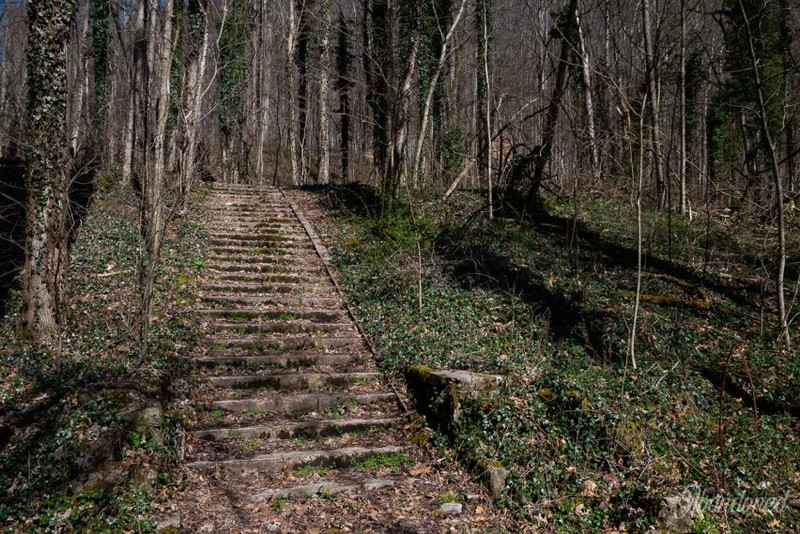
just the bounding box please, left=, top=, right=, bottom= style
left=292, top=184, right=800, bottom=532
left=0, top=181, right=798, bottom=532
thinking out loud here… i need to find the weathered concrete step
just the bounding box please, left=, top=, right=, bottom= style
left=204, top=254, right=318, bottom=266
left=207, top=231, right=308, bottom=241
left=207, top=237, right=310, bottom=248
left=208, top=392, right=396, bottom=414
left=208, top=243, right=315, bottom=255
left=190, top=416, right=401, bottom=442
left=199, top=295, right=341, bottom=309
left=251, top=478, right=399, bottom=500
left=200, top=282, right=334, bottom=295
left=205, top=262, right=323, bottom=274
left=210, top=321, right=355, bottom=335
left=202, top=272, right=327, bottom=284
left=186, top=445, right=405, bottom=474
left=196, top=352, right=363, bottom=369
left=211, top=335, right=365, bottom=352
left=197, top=308, right=345, bottom=322
left=204, top=371, right=381, bottom=390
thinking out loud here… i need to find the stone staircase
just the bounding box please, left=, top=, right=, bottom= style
left=167, top=183, right=499, bottom=532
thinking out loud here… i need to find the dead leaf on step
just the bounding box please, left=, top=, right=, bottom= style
left=212, top=465, right=221, bottom=480
left=475, top=505, right=485, bottom=514
left=409, top=464, right=431, bottom=476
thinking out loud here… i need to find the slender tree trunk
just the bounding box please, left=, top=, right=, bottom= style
left=23, top=0, right=77, bottom=342
left=641, top=0, right=665, bottom=208
left=318, top=0, right=332, bottom=184
left=738, top=0, right=791, bottom=348
left=288, top=0, right=301, bottom=185
left=576, top=4, right=599, bottom=182
left=412, top=0, right=468, bottom=187
left=139, top=0, right=175, bottom=355
left=527, top=0, right=579, bottom=213
left=679, top=0, right=688, bottom=214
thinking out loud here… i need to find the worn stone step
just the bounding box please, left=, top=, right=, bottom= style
left=186, top=445, right=405, bottom=474
left=202, top=272, right=327, bottom=284
left=197, top=308, right=345, bottom=322
left=204, top=262, right=323, bottom=274
left=207, top=236, right=314, bottom=248
left=207, top=230, right=308, bottom=241
left=210, top=321, right=355, bottom=336
left=207, top=392, right=396, bottom=414
left=250, top=478, right=399, bottom=500
left=196, top=352, right=364, bottom=369
left=204, top=254, right=318, bottom=266
left=204, top=371, right=381, bottom=390
left=208, top=243, right=316, bottom=255
left=200, top=282, right=334, bottom=295
left=189, top=416, right=401, bottom=442
left=199, top=295, right=341, bottom=309
left=210, top=335, right=365, bottom=352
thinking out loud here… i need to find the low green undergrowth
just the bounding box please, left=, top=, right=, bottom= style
left=312, top=184, right=800, bottom=532
left=0, top=184, right=206, bottom=531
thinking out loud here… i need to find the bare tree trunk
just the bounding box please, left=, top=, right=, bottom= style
left=679, top=0, right=687, bottom=214
left=23, top=0, right=76, bottom=343
left=288, top=0, right=300, bottom=186
left=527, top=0, right=579, bottom=213
left=576, top=4, right=599, bottom=182
left=181, top=4, right=212, bottom=208
left=139, top=0, right=175, bottom=355
left=641, top=0, right=665, bottom=208
left=318, top=0, right=332, bottom=185
left=738, top=0, right=791, bottom=348
left=412, top=0, right=468, bottom=188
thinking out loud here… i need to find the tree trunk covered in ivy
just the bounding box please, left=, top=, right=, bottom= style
left=23, top=0, right=77, bottom=342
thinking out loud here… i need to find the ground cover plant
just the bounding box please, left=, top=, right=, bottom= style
left=0, top=181, right=205, bottom=531
left=306, top=184, right=800, bottom=532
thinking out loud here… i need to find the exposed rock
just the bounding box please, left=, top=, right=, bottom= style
left=439, top=502, right=463, bottom=515
left=121, top=403, right=165, bottom=447
left=77, top=460, right=131, bottom=493
left=405, top=366, right=502, bottom=433
left=658, top=490, right=703, bottom=533
left=484, top=465, right=508, bottom=500
left=156, top=512, right=181, bottom=533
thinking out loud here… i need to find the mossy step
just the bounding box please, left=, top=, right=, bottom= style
left=200, top=282, right=335, bottom=295
left=189, top=417, right=401, bottom=442
left=209, top=321, right=355, bottom=335
left=207, top=231, right=308, bottom=240
left=202, top=272, right=327, bottom=284
left=204, top=254, right=318, bottom=266
left=210, top=335, right=365, bottom=352
left=205, top=262, right=323, bottom=274
left=204, top=371, right=381, bottom=391
left=196, top=352, right=364, bottom=369
left=199, top=295, right=341, bottom=308
left=207, top=392, right=397, bottom=414
left=207, top=243, right=315, bottom=254
left=197, top=308, right=344, bottom=322
left=186, top=445, right=406, bottom=474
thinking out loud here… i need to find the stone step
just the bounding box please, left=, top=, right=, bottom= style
left=207, top=237, right=313, bottom=248
left=189, top=416, right=401, bottom=442
left=200, top=282, right=334, bottom=295
left=209, top=321, right=355, bottom=335
left=250, top=478, right=399, bottom=500
left=206, top=392, right=396, bottom=415
left=207, top=231, right=308, bottom=241
left=204, top=254, right=319, bottom=267
left=204, top=371, right=381, bottom=390
left=196, top=352, right=364, bottom=369
left=199, top=295, right=341, bottom=309
left=202, top=272, right=327, bottom=284
left=208, top=243, right=315, bottom=255
left=204, top=262, right=323, bottom=274
left=186, top=445, right=405, bottom=474
left=210, top=335, right=365, bottom=352
left=197, top=308, right=345, bottom=323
